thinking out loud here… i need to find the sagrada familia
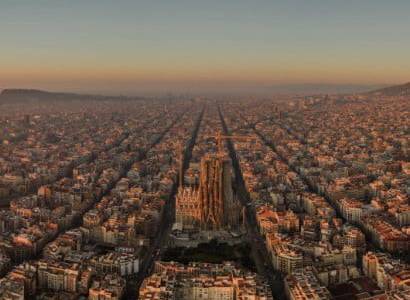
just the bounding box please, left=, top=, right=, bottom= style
left=175, top=153, right=242, bottom=232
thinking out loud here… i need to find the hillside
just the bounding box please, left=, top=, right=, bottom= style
left=0, top=89, right=140, bottom=103
left=368, top=82, right=410, bottom=96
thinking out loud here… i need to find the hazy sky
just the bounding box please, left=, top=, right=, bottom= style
left=1, top=0, right=409, bottom=94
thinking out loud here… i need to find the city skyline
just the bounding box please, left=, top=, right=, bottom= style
left=0, top=95, right=408, bottom=299
left=1, top=0, right=410, bottom=94
left=0, top=2, right=409, bottom=299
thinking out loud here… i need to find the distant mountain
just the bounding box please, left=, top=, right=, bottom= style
left=368, top=82, right=410, bottom=96
left=0, top=88, right=141, bottom=103
left=261, top=84, right=386, bottom=95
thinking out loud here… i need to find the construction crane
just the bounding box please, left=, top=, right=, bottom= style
left=205, top=131, right=257, bottom=154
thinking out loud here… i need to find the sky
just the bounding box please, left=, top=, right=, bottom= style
left=0, top=0, right=410, bottom=95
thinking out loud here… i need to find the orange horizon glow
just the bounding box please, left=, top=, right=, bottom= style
left=1, top=1, right=409, bottom=93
